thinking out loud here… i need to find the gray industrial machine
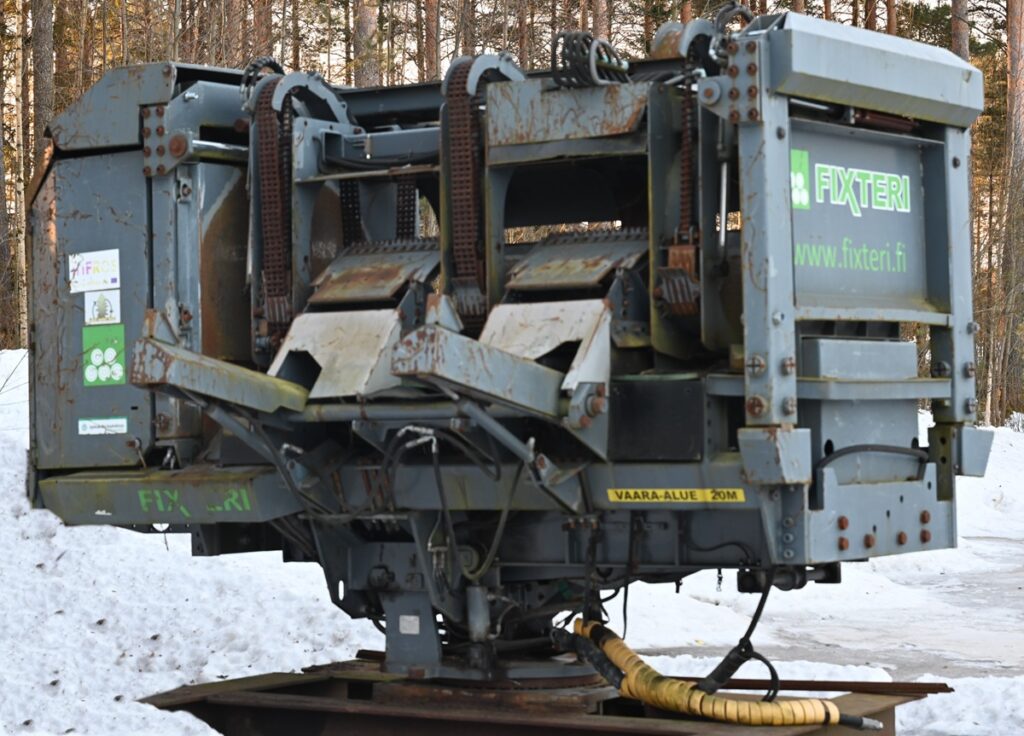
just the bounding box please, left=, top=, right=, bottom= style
left=28, top=9, right=991, bottom=684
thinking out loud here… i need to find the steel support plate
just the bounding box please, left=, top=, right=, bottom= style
left=39, top=465, right=299, bottom=525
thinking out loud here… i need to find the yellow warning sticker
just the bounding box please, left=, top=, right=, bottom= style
left=607, top=488, right=747, bottom=504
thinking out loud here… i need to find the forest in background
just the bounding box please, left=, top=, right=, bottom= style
left=0, top=0, right=1019, bottom=424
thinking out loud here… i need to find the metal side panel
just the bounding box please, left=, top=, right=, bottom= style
left=31, top=151, right=154, bottom=470
left=39, top=465, right=300, bottom=525
left=790, top=122, right=940, bottom=318
left=268, top=311, right=404, bottom=399
left=767, top=13, right=983, bottom=127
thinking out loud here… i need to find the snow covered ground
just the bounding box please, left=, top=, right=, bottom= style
left=1, top=348, right=1021, bottom=735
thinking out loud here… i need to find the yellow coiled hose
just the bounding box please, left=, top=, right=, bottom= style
left=575, top=619, right=842, bottom=727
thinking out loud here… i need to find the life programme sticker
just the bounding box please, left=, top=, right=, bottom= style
left=69, top=249, right=120, bottom=293
left=78, top=417, right=128, bottom=435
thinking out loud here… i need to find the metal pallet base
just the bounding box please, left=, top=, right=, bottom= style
left=143, top=656, right=950, bottom=736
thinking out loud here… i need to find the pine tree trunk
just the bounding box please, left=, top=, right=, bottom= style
left=592, top=0, right=609, bottom=39
left=353, top=0, right=380, bottom=86
left=865, top=0, right=877, bottom=31
left=517, top=0, right=528, bottom=67
left=31, top=0, right=54, bottom=162
left=951, top=0, right=969, bottom=59
left=253, top=0, right=273, bottom=57
left=15, top=0, right=28, bottom=345
left=424, top=0, right=439, bottom=78
left=852, top=0, right=859, bottom=27
left=680, top=1, right=692, bottom=22
left=885, top=0, right=897, bottom=34
left=290, top=0, right=299, bottom=69
left=461, top=0, right=475, bottom=55
left=792, top=0, right=805, bottom=14
left=823, top=0, right=832, bottom=20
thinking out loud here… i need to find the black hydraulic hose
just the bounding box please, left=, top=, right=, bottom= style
left=696, top=567, right=777, bottom=700
left=816, top=444, right=930, bottom=481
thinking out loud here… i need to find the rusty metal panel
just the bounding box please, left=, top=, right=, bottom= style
left=131, top=338, right=309, bottom=413
left=506, top=234, right=646, bottom=291
left=39, top=464, right=300, bottom=525
left=268, top=311, right=405, bottom=399
left=480, top=300, right=610, bottom=392
left=31, top=151, right=154, bottom=470
left=310, top=248, right=440, bottom=304
left=486, top=79, right=650, bottom=147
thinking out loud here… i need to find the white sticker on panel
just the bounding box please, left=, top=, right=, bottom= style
left=69, top=249, right=120, bottom=293
left=398, top=614, right=421, bottom=636
left=77, top=417, right=128, bottom=435
left=84, top=289, right=121, bottom=325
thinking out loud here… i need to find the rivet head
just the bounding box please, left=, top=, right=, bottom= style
left=782, top=396, right=797, bottom=415
left=142, top=166, right=152, bottom=176
left=747, top=108, right=760, bottom=122
left=728, top=65, right=739, bottom=78
left=156, top=164, right=166, bottom=175
left=745, top=395, right=766, bottom=417
left=781, top=356, right=796, bottom=375
left=920, top=510, right=931, bottom=524
left=156, top=145, right=165, bottom=156
left=727, top=41, right=739, bottom=55
left=142, top=108, right=151, bottom=119
left=729, top=87, right=740, bottom=100
left=746, top=354, right=766, bottom=376
left=952, top=156, right=961, bottom=168
left=897, top=532, right=908, bottom=545
left=746, top=62, right=758, bottom=75
left=920, top=529, right=932, bottom=543
left=864, top=534, right=876, bottom=549
left=838, top=537, right=849, bottom=551
left=169, top=134, right=188, bottom=158
left=837, top=516, right=850, bottom=530
left=156, top=126, right=165, bottom=136
left=782, top=549, right=795, bottom=560
left=746, top=41, right=756, bottom=53
left=729, top=110, right=741, bottom=123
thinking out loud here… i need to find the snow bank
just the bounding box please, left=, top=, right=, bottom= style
left=0, top=350, right=381, bottom=734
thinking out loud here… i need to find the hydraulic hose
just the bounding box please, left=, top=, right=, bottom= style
left=573, top=620, right=882, bottom=730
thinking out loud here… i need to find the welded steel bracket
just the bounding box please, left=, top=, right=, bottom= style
left=391, top=324, right=565, bottom=419
left=131, top=337, right=308, bottom=414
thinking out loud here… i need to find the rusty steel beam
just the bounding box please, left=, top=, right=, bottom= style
left=144, top=661, right=932, bottom=736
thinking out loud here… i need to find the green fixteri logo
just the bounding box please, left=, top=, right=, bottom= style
left=790, top=148, right=911, bottom=217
